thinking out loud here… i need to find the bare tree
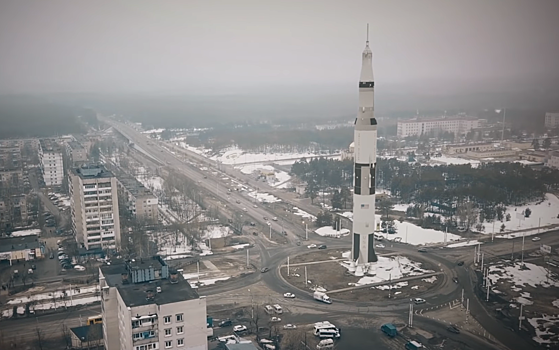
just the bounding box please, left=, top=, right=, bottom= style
left=35, top=327, right=44, bottom=350
left=61, top=324, right=72, bottom=349
left=281, top=329, right=311, bottom=350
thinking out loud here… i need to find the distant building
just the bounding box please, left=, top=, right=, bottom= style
left=70, top=324, right=104, bottom=349
left=341, top=142, right=355, bottom=160
left=39, top=139, right=64, bottom=187
left=520, top=150, right=548, bottom=163
left=545, top=112, right=559, bottom=128
left=546, top=151, right=559, bottom=169
left=66, top=141, right=88, bottom=165
left=69, top=164, right=121, bottom=251
left=114, top=170, right=158, bottom=223
left=99, top=257, right=208, bottom=350
left=468, top=149, right=518, bottom=159
left=445, top=143, right=498, bottom=155
left=0, top=235, right=44, bottom=264
left=397, top=116, right=479, bottom=138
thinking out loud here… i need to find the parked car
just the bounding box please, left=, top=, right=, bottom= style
left=452, top=277, right=459, bottom=283
left=413, top=298, right=426, bottom=304
left=417, top=248, right=427, bottom=253
left=233, top=325, right=247, bottom=333
left=283, top=292, right=295, bottom=298
left=219, top=320, right=232, bottom=327
left=375, top=244, right=385, bottom=248
left=49, top=253, right=54, bottom=259
left=457, top=261, right=464, bottom=266
left=270, top=317, right=281, bottom=323
left=31, top=264, right=36, bottom=270
left=307, top=244, right=317, bottom=249
left=447, top=325, right=460, bottom=334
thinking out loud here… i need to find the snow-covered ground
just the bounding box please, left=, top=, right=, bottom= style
left=428, top=155, right=481, bottom=167
left=2, top=295, right=101, bottom=318
left=203, top=225, right=232, bottom=240
left=10, top=229, right=41, bottom=237
left=292, top=207, right=316, bottom=221
left=181, top=272, right=231, bottom=288
left=236, top=163, right=291, bottom=187
left=213, top=147, right=324, bottom=166
left=487, top=262, right=559, bottom=288
left=339, top=255, right=434, bottom=287
left=6, top=286, right=99, bottom=305
left=248, top=190, right=280, bottom=203
left=315, top=226, right=350, bottom=238
left=446, top=240, right=483, bottom=248
left=340, top=213, right=461, bottom=246
left=528, top=315, right=559, bottom=345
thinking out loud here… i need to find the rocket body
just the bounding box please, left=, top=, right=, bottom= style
left=351, top=39, right=378, bottom=264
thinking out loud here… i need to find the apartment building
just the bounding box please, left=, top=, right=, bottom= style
left=115, top=173, right=159, bottom=223
left=545, top=112, right=559, bottom=128
left=39, top=139, right=64, bottom=187
left=99, top=257, right=208, bottom=350
left=69, top=164, right=120, bottom=251
left=66, top=141, right=88, bottom=165
left=397, top=116, right=479, bottom=138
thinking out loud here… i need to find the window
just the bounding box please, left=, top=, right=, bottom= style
left=165, top=341, right=172, bottom=349
left=164, top=315, right=171, bottom=324
left=176, top=326, right=184, bottom=334
left=132, top=320, right=140, bottom=328
left=176, top=313, right=183, bottom=322
left=164, top=328, right=171, bottom=337
left=177, top=338, right=184, bottom=347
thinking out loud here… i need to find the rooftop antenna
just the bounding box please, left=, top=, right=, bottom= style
left=366, top=23, right=369, bottom=43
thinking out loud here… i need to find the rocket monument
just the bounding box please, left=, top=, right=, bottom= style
left=351, top=24, right=378, bottom=268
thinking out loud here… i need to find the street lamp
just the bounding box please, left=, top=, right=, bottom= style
left=302, top=220, right=308, bottom=240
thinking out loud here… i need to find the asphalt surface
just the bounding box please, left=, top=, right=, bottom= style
left=84, top=118, right=559, bottom=349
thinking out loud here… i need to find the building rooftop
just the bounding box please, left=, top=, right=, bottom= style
left=39, top=139, right=62, bottom=152
left=112, top=167, right=156, bottom=198
left=0, top=235, right=41, bottom=253
left=399, top=116, right=478, bottom=124
left=71, top=164, right=114, bottom=179
left=101, top=257, right=200, bottom=307
left=67, top=141, right=85, bottom=150
left=70, top=324, right=103, bottom=342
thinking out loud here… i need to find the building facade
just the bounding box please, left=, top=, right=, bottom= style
left=39, top=139, right=64, bottom=187
left=546, top=151, right=559, bottom=169
left=445, top=143, right=498, bottom=155
left=115, top=172, right=158, bottom=223
left=545, top=112, right=559, bottom=128
left=0, top=235, right=44, bottom=264
left=69, top=165, right=121, bottom=251
left=397, top=116, right=479, bottom=138
left=99, top=257, right=208, bottom=350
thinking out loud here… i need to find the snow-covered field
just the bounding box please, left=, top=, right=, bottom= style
left=212, top=147, right=325, bottom=166
left=487, top=262, right=559, bottom=289
left=248, top=190, right=281, bottom=203
left=339, top=255, right=434, bottom=287
left=237, top=163, right=291, bottom=187
left=203, top=225, right=232, bottom=240
left=181, top=272, right=231, bottom=288
left=428, top=155, right=481, bottom=167
left=292, top=207, right=316, bottom=221
left=446, top=240, right=483, bottom=248
left=528, top=315, right=559, bottom=345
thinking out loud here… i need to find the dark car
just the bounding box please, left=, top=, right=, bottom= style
left=418, top=248, right=427, bottom=253
left=261, top=267, right=270, bottom=273
left=447, top=325, right=460, bottom=334
left=318, top=245, right=327, bottom=249
left=457, top=261, right=464, bottom=266
left=219, top=320, right=232, bottom=327
left=31, top=264, right=36, bottom=270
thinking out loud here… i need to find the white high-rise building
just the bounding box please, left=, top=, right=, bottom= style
left=39, top=139, right=64, bottom=187
left=69, top=164, right=121, bottom=251
left=397, top=116, right=479, bottom=138
left=99, top=258, right=208, bottom=350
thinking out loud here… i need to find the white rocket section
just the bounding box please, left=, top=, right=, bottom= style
left=351, top=26, right=378, bottom=265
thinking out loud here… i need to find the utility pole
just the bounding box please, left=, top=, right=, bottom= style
left=197, top=261, right=200, bottom=285
left=521, top=231, right=525, bottom=266
left=461, top=289, right=464, bottom=307
left=269, top=225, right=272, bottom=240
left=519, top=304, right=524, bottom=330
left=287, top=256, right=290, bottom=276
left=305, top=223, right=308, bottom=240
left=408, top=301, right=414, bottom=327
left=511, top=240, right=515, bottom=261
left=466, top=298, right=470, bottom=323
left=481, top=252, right=484, bottom=271
left=246, top=249, right=250, bottom=268
left=486, top=274, right=490, bottom=302
left=474, top=246, right=477, bottom=265
left=492, top=221, right=495, bottom=242
left=305, top=266, right=308, bottom=286
left=388, top=273, right=392, bottom=299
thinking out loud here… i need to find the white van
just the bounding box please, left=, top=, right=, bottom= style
left=316, top=339, right=334, bottom=349
left=273, top=304, right=283, bottom=314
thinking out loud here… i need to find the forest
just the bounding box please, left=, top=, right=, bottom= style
left=291, top=157, right=559, bottom=227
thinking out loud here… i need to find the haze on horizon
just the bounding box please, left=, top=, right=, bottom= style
left=1, top=0, right=558, bottom=98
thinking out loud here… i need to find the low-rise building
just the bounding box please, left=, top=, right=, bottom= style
left=444, top=143, right=497, bottom=155
left=114, top=171, right=158, bottom=223
left=397, top=115, right=479, bottom=138
left=546, top=151, right=559, bottom=169
left=519, top=150, right=548, bottom=163
left=70, top=324, right=104, bottom=349
left=99, top=256, right=208, bottom=350
left=66, top=141, right=88, bottom=165
left=0, top=235, right=44, bottom=264
left=468, top=149, right=518, bottom=159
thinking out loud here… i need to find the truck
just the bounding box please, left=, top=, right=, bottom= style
left=313, top=291, right=332, bottom=304
left=381, top=323, right=398, bottom=338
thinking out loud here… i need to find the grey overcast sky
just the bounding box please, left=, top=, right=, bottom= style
left=0, top=0, right=558, bottom=95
